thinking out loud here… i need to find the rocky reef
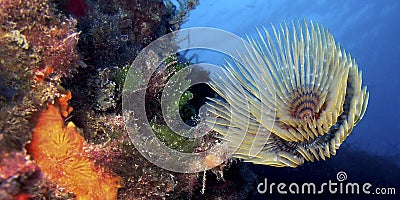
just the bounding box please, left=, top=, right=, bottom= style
left=1, top=0, right=257, bottom=199
left=2, top=0, right=396, bottom=199
left=0, top=0, right=219, bottom=199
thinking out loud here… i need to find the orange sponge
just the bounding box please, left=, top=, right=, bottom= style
left=28, top=91, right=121, bottom=200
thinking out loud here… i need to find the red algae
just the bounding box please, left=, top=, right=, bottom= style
left=0, top=151, right=38, bottom=181
left=67, top=0, right=92, bottom=17
left=28, top=91, right=121, bottom=200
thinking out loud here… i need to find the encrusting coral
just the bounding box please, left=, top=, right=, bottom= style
left=28, top=91, right=121, bottom=200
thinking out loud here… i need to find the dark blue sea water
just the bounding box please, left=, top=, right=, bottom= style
left=182, top=0, right=400, bottom=160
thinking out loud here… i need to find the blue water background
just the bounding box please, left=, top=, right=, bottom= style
left=181, top=0, right=400, bottom=159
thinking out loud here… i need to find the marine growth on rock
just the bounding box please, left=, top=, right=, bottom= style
left=28, top=91, right=121, bottom=199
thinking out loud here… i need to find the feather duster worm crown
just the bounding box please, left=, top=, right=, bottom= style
left=206, top=20, right=369, bottom=167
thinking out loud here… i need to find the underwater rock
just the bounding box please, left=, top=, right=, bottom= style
left=63, top=0, right=198, bottom=145
left=76, top=0, right=198, bottom=68
left=94, top=67, right=120, bottom=111
left=0, top=0, right=223, bottom=199
left=0, top=151, right=40, bottom=200
left=0, top=0, right=79, bottom=152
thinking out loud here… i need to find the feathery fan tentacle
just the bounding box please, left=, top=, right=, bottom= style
left=206, top=19, right=369, bottom=167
